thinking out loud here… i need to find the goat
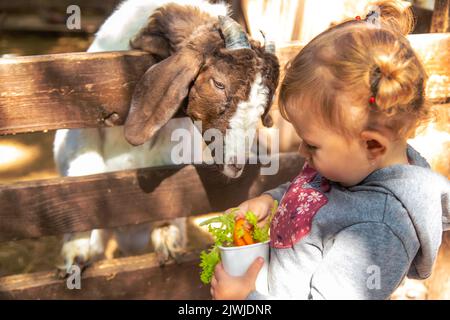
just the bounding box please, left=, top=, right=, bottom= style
left=54, top=0, right=279, bottom=272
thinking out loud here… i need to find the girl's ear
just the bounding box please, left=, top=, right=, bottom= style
left=360, top=130, right=389, bottom=161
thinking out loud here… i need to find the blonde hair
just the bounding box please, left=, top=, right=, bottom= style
left=279, top=0, right=430, bottom=140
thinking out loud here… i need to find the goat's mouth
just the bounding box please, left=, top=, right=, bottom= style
left=219, top=163, right=245, bottom=179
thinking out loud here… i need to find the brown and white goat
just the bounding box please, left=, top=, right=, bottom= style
left=53, top=0, right=279, bottom=271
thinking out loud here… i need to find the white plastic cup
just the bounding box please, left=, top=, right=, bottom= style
left=219, top=240, right=270, bottom=295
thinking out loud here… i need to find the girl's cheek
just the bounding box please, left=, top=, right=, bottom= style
left=311, top=155, right=331, bottom=177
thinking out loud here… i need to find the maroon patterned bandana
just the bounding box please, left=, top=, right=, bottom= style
left=270, top=164, right=330, bottom=249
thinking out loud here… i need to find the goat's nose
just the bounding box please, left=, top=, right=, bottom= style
left=228, top=156, right=244, bottom=172
left=229, top=162, right=244, bottom=172
left=223, top=156, right=245, bottom=178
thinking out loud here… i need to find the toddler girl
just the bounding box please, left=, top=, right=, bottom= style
left=211, top=0, right=449, bottom=300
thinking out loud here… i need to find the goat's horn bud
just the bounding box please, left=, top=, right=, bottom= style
left=259, top=30, right=276, bottom=54
left=265, top=40, right=276, bottom=54
left=219, top=15, right=251, bottom=50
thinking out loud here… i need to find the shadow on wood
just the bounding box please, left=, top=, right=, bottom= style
left=0, top=249, right=210, bottom=299
left=0, top=153, right=304, bottom=242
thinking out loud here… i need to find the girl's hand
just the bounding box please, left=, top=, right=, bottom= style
left=210, top=257, right=264, bottom=300
left=226, top=194, right=275, bottom=228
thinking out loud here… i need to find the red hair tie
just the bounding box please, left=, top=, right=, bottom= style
left=355, top=16, right=362, bottom=21
left=369, top=96, right=376, bottom=105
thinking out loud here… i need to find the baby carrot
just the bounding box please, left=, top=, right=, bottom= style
left=233, top=218, right=255, bottom=246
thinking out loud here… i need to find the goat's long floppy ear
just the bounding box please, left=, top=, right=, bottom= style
left=124, top=48, right=203, bottom=146
left=261, top=108, right=274, bottom=127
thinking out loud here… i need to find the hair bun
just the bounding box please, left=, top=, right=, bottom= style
left=371, top=42, right=422, bottom=114
left=368, top=0, right=415, bottom=36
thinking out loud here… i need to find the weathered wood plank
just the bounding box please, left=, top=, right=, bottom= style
left=408, top=33, right=450, bottom=104
left=430, top=0, right=450, bottom=33
left=0, top=51, right=156, bottom=135
left=1, top=34, right=448, bottom=135
left=0, top=249, right=211, bottom=299
left=0, top=0, right=120, bottom=13
left=0, top=14, right=104, bottom=34
left=0, top=153, right=303, bottom=242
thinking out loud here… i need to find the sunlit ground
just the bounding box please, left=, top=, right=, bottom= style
left=409, top=123, right=450, bottom=178
left=408, top=105, right=450, bottom=179
left=0, top=142, right=40, bottom=171
left=0, top=132, right=58, bottom=183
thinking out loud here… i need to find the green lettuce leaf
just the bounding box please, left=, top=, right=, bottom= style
left=199, top=200, right=278, bottom=284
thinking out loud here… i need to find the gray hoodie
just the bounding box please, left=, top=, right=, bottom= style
left=247, top=145, right=449, bottom=300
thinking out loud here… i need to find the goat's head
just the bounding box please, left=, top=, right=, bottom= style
left=124, top=16, right=279, bottom=178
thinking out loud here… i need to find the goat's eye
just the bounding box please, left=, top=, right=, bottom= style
left=212, top=78, right=225, bottom=90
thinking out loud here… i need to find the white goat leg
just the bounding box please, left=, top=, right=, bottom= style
left=151, top=226, right=170, bottom=266
left=149, top=218, right=188, bottom=266
left=165, top=218, right=188, bottom=263
left=54, top=128, right=107, bottom=272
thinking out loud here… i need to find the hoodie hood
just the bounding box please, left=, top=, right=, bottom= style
left=360, top=145, right=450, bottom=279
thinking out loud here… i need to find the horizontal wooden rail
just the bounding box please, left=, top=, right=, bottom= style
left=0, top=153, right=303, bottom=242
left=0, top=51, right=156, bottom=134
left=0, top=248, right=210, bottom=299
left=1, top=34, right=448, bottom=135
left=0, top=1, right=120, bottom=12
left=1, top=234, right=447, bottom=300
left=0, top=14, right=105, bottom=34
left=0, top=0, right=118, bottom=34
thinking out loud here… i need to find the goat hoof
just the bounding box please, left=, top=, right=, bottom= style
left=156, top=251, right=170, bottom=268
left=170, top=250, right=186, bottom=265
left=59, top=233, right=95, bottom=277
left=56, top=257, right=90, bottom=279
left=151, top=225, right=171, bottom=267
